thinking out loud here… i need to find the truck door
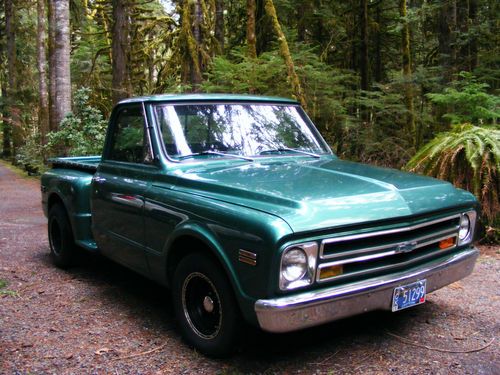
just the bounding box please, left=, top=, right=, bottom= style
left=91, top=104, right=155, bottom=274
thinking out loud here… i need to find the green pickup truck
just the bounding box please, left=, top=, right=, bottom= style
left=41, top=94, right=479, bottom=356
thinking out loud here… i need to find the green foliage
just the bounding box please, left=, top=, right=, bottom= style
left=346, top=80, right=414, bottom=167
left=201, top=46, right=359, bottom=155
left=0, top=279, right=19, bottom=297
left=46, top=88, right=107, bottom=156
left=406, top=124, right=500, bottom=239
left=0, top=0, right=499, bottom=245
left=15, top=130, right=46, bottom=175
left=427, top=73, right=500, bottom=125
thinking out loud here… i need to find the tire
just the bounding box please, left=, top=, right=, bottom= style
left=172, top=252, right=242, bottom=357
left=48, top=203, right=77, bottom=268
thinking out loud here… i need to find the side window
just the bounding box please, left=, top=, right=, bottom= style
left=107, top=106, right=152, bottom=163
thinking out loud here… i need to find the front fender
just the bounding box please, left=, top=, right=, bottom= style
left=164, top=220, right=242, bottom=294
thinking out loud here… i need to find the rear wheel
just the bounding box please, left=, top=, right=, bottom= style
left=48, top=203, right=77, bottom=268
left=172, top=252, right=242, bottom=357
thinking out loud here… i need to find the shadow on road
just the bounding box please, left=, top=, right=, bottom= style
left=32, top=245, right=423, bottom=363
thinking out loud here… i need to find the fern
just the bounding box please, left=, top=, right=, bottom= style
left=406, top=124, right=500, bottom=237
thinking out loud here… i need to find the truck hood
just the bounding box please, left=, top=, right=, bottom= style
left=173, top=157, right=477, bottom=233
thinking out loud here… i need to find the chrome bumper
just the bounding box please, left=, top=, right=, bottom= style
left=255, top=248, right=479, bottom=333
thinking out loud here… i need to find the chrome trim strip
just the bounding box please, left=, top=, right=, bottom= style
left=322, top=226, right=459, bottom=260
left=239, top=249, right=258, bottom=266
left=319, top=250, right=396, bottom=268
left=317, top=233, right=459, bottom=279
left=239, top=249, right=257, bottom=260
left=317, top=239, right=458, bottom=283
left=239, top=256, right=257, bottom=266
left=255, top=248, right=478, bottom=333
left=416, top=234, right=457, bottom=250
left=110, top=193, right=143, bottom=209
left=319, top=213, right=461, bottom=259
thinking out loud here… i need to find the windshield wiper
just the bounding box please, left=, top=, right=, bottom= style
left=176, top=150, right=254, bottom=162
left=260, top=148, right=321, bottom=158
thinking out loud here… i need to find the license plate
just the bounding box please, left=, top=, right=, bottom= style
left=392, top=280, right=426, bottom=312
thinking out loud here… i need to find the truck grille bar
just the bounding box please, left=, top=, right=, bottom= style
left=317, top=214, right=462, bottom=283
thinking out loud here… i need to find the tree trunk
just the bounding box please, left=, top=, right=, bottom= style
left=1, top=82, right=9, bottom=158
left=468, top=0, right=477, bottom=72
left=0, top=2, right=11, bottom=158
left=297, top=0, right=312, bottom=43
left=400, top=0, right=416, bottom=145
left=191, top=0, right=203, bottom=88
left=438, top=0, right=457, bottom=81
left=5, top=0, right=22, bottom=155
left=180, top=0, right=202, bottom=89
left=247, top=0, right=257, bottom=58
left=112, top=0, right=130, bottom=104
left=48, top=0, right=56, bottom=131
left=359, top=0, right=369, bottom=90
left=51, top=0, right=72, bottom=129
left=456, top=0, right=469, bottom=72
left=374, top=2, right=383, bottom=82
left=38, top=0, right=49, bottom=146
left=468, top=0, right=478, bottom=71
left=264, top=0, right=307, bottom=109
left=215, top=0, right=224, bottom=53
left=255, top=0, right=273, bottom=54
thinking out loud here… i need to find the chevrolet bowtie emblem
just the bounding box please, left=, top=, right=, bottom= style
left=395, top=241, right=418, bottom=254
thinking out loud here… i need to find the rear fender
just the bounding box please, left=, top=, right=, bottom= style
left=43, top=170, right=94, bottom=245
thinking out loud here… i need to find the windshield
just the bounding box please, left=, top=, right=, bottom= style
left=153, top=103, right=331, bottom=161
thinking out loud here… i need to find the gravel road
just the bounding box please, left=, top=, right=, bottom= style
left=0, top=161, right=498, bottom=374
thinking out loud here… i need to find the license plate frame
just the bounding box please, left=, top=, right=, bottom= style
left=392, top=279, right=427, bottom=312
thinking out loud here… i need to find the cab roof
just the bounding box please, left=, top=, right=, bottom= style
left=118, top=93, right=299, bottom=105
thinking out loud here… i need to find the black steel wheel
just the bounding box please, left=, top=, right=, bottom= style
left=48, top=203, right=77, bottom=268
left=172, top=252, right=241, bottom=357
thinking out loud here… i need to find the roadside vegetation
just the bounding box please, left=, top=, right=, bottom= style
left=0, top=0, right=498, bottom=240
left=0, top=279, right=19, bottom=297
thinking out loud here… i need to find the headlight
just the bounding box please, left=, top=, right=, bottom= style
left=282, top=248, right=307, bottom=282
left=458, top=215, right=470, bottom=240
left=458, top=211, right=476, bottom=245
left=280, top=242, right=318, bottom=290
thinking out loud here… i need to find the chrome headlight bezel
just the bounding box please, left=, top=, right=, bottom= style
left=458, top=210, right=477, bottom=246
left=279, top=242, right=318, bottom=290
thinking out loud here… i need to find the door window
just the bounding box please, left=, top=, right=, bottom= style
left=107, top=106, right=153, bottom=163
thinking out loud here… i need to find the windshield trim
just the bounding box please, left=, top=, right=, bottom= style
left=152, top=101, right=333, bottom=164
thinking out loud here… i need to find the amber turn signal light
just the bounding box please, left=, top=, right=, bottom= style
left=319, top=265, right=343, bottom=280
left=439, top=237, right=455, bottom=250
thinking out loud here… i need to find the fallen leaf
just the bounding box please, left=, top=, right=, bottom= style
left=95, top=347, right=112, bottom=355
left=448, top=282, right=463, bottom=290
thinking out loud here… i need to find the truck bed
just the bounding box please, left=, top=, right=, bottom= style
left=49, top=156, right=101, bottom=173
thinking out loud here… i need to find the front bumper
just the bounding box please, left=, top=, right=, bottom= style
left=255, top=247, right=478, bottom=333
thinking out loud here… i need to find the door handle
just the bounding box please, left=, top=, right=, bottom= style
left=93, top=176, right=106, bottom=184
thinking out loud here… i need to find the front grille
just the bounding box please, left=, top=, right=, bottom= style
left=317, top=214, right=461, bottom=283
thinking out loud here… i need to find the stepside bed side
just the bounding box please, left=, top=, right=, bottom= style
left=41, top=167, right=97, bottom=251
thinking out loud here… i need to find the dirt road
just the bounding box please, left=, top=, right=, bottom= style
left=0, top=162, right=498, bottom=374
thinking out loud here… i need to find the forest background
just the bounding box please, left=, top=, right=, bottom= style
left=0, top=0, right=498, bottom=240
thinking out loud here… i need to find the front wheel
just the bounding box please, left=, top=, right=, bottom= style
left=172, top=253, right=242, bottom=357
left=48, top=203, right=77, bottom=268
